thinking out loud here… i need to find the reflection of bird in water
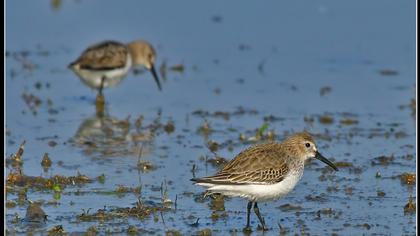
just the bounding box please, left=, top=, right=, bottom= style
left=68, top=40, right=162, bottom=106
left=25, top=202, right=47, bottom=223
left=72, top=108, right=152, bottom=158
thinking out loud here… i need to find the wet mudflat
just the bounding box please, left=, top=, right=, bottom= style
left=5, top=0, right=416, bottom=235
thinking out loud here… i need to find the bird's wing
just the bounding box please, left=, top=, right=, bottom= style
left=71, top=41, right=128, bottom=70
left=194, top=143, right=290, bottom=185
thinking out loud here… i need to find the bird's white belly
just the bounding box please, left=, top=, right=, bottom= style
left=73, top=55, right=132, bottom=89
left=202, top=173, right=303, bottom=202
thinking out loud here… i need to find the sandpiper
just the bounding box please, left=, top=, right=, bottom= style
left=191, top=132, right=338, bottom=231
left=68, top=40, right=162, bottom=99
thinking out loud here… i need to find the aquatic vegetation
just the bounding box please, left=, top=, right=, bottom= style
left=319, top=115, right=334, bottom=125
left=5, top=1, right=416, bottom=234
left=41, top=153, right=52, bottom=168
left=399, top=172, right=416, bottom=185
left=47, top=225, right=66, bottom=235
left=371, top=155, right=395, bottom=166
left=6, top=140, right=25, bottom=167
left=7, top=172, right=93, bottom=190
left=319, top=86, right=332, bottom=96
left=164, top=120, right=175, bottom=134
left=378, top=69, right=399, bottom=76
left=404, top=196, right=416, bottom=215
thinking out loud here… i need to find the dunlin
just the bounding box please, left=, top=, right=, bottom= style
left=69, top=40, right=162, bottom=99
left=191, top=132, right=338, bottom=231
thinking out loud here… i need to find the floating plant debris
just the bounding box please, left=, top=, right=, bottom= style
left=41, top=153, right=52, bottom=167
left=169, top=64, right=185, bottom=73
left=7, top=172, right=92, bottom=189
left=320, top=86, right=332, bottom=96
left=111, top=200, right=170, bottom=220
left=333, top=161, right=353, bottom=168
left=371, top=155, right=395, bottom=166
left=6, top=201, right=17, bottom=208
left=377, top=190, right=386, bottom=197
left=340, top=118, right=359, bottom=125
left=319, top=115, right=334, bottom=124
left=209, top=194, right=225, bottom=211
left=166, top=230, right=182, bottom=236
left=6, top=140, right=26, bottom=167
left=206, top=156, right=229, bottom=167
left=47, top=225, right=66, bottom=235
left=164, top=121, right=175, bottom=134
left=379, top=69, right=398, bottom=76
left=197, top=121, right=212, bottom=136
left=277, top=204, right=303, bottom=212
left=48, top=140, right=57, bottom=147
left=127, top=225, right=138, bottom=234
left=207, top=140, right=219, bottom=153
left=197, top=228, right=212, bottom=236
left=399, top=172, right=416, bottom=185
left=22, top=93, right=42, bottom=114
left=404, top=196, right=416, bottom=214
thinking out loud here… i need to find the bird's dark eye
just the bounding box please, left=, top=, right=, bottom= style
left=305, top=143, right=311, bottom=148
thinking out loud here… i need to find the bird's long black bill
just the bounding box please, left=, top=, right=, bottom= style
left=150, top=65, right=162, bottom=91
left=315, top=151, right=338, bottom=171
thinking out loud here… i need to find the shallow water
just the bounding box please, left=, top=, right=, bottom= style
left=5, top=0, right=416, bottom=235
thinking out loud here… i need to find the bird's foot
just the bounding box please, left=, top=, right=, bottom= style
left=257, top=224, right=269, bottom=231
left=242, top=226, right=253, bottom=233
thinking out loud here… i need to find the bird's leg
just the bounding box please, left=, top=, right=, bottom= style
left=95, top=77, right=106, bottom=117
left=254, top=202, right=268, bottom=231
left=243, top=201, right=253, bottom=232
left=98, top=76, right=106, bottom=96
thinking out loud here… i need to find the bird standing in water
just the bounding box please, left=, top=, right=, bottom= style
left=69, top=40, right=162, bottom=110
left=192, top=132, right=338, bottom=231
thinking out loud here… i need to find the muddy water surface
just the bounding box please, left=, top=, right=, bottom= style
left=6, top=0, right=416, bottom=235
